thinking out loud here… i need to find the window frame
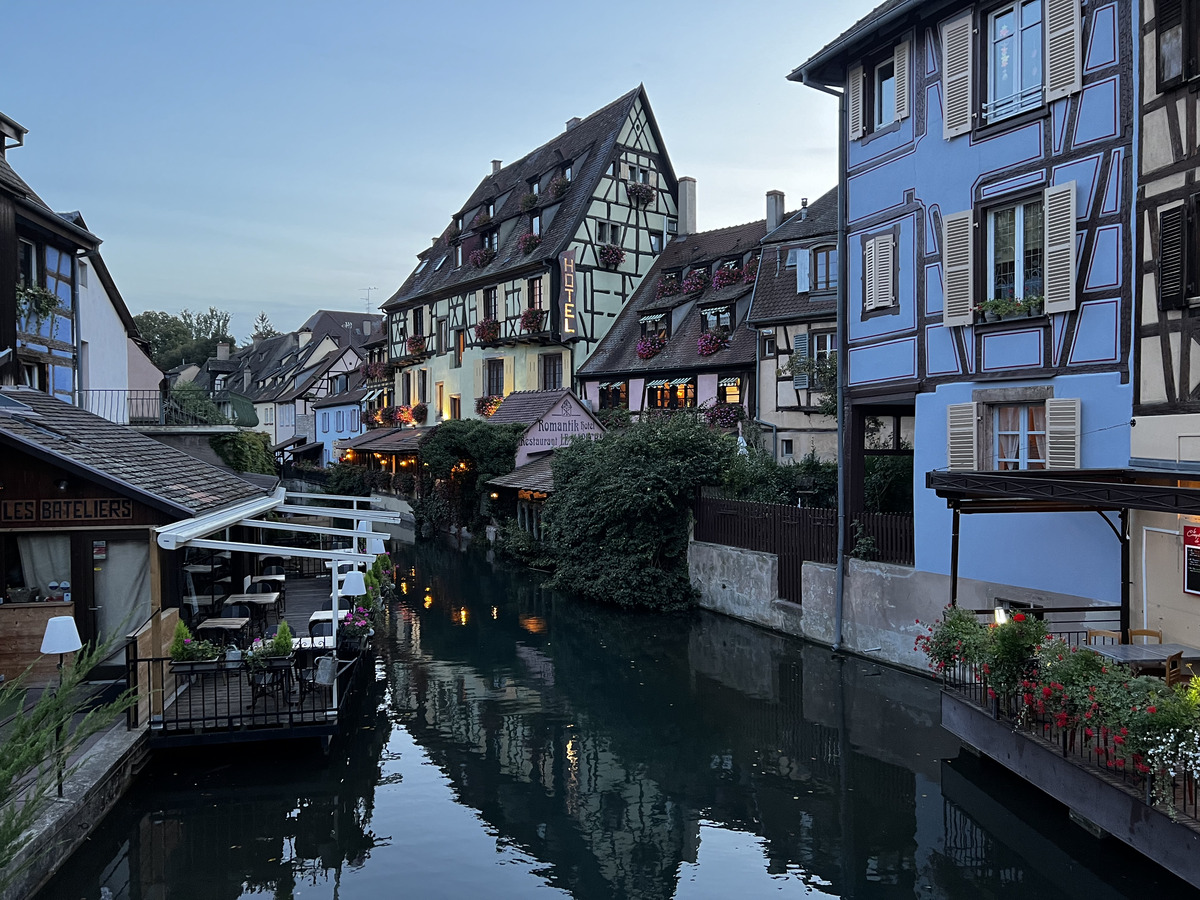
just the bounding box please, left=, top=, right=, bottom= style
left=539, top=353, right=563, bottom=391
left=450, top=395, right=461, bottom=420
left=1156, top=0, right=1198, bottom=91
left=812, top=246, right=838, bottom=292
left=1158, top=195, right=1200, bottom=310
left=646, top=378, right=696, bottom=410
left=861, top=226, right=899, bottom=316
left=984, top=191, right=1046, bottom=301
left=981, top=0, right=1046, bottom=125
left=528, top=277, right=543, bottom=310
left=485, top=358, right=505, bottom=397
left=483, top=287, right=498, bottom=321
left=598, top=381, right=628, bottom=410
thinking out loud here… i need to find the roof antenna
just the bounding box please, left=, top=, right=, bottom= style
left=361, top=286, right=377, bottom=312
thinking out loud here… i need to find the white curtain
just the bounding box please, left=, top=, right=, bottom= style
left=94, top=541, right=151, bottom=660
left=16, top=535, right=70, bottom=599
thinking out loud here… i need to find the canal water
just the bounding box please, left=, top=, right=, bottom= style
left=40, top=543, right=1195, bottom=899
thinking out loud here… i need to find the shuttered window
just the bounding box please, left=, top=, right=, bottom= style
left=1156, top=0, right=1199, bottom=90
left=948, top=397, right=1080, bottom=471
left=1159, top=204, right=1188, bottom=310
left=942, top=210, right=975, bottom=326
left=1044, top=0, right=1082, bottom=102
left=942, top=14, right=974, bottom=138
left=848, top=65, right=865, bottom=140
left=894, top=41, right=911, bottom=122
left=864, top=232, right=896, bottom=311
left=1043, top=181, right=1077, bottom=313
left=792, top=333, right=811, bottom=390
left=849, top=41, right=909, bottom=141
left=1045, top=397, right=1081, bottom=468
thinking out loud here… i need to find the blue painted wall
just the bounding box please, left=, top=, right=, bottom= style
left=316, top=402, right=364, bottom=465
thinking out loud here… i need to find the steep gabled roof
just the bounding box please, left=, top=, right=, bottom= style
left=384, top=87, right=669, bottom=310
left=748, top=188, right=839, bottom=325
left=0, top=387, right=266, bottom=516
left=791, top=0, right=922, bottom=85
left=487, top=389, right=575, bottom=426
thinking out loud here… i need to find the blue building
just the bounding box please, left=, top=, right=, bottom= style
left=314, top=377, right=367, bottom=466
left=793, top=0, right=1135, bottom=606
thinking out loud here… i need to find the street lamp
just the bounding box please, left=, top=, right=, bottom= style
left=40, top=616, right=82, bottom=798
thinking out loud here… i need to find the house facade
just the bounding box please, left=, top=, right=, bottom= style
left=382, top=87, right=679, bottom=421
left=795, top=0, right=1136, bottom=604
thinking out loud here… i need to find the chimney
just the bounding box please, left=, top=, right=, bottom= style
left=800, top=197, right=809, bottom=220
left=216, top=342, right=230, bottom=360
left=677, top=177, right=697, bottom=237
left=298, top=328, right=312, bottom=349
left=243, top=369, right=251, bottom=391
left=491, top=159, right=502, bottom=175
left=766, top=190, right=786, bottom=234
left=565, top=116, right=582, bottom=131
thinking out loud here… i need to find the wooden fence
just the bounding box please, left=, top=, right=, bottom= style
left=692, top=493, right=914, bottom=603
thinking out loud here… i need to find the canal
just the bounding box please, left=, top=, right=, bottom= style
left=39, top=542, right=1195, bottom=899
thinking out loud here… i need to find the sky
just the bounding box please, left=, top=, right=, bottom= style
left=4, top=0, right=877, bottom=343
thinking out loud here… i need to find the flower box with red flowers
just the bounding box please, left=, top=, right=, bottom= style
left=475, top=395, right=503, bottom=417
left=598, top=243, right=625, bottom=268
left=406, top=335, right=427, bottom=355
left=519, top=307, right=546, bottom=333
left=711, top=266, right=742, bottom=289
left=474, top=317, right=501, bottom=344
left=469, top=247, right=495, bottom=268
left=518, top=232, right=541, bottom=255
left=636, top=333, right=667, bottom=360
left=655, top=275, right=681, bottom=300
left=681, top=269, right=709, bottom=295
left=697, top=330, right=729, bottom=357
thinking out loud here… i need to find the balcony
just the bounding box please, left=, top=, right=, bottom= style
left=78, top=388, right=257, bottom=428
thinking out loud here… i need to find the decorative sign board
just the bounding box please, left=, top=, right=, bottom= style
left=1185, top=523, right=1200, bottom=596
left=0, top=498, right=134, bottom=525
left=558, top=250, right=577, bottom=338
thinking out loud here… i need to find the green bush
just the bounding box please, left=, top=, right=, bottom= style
left=210, top=430, right=275, bottom=474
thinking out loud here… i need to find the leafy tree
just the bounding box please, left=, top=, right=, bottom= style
left=210, top=431, right=276, bottom=474
left=543, top=413, right=732, bottom=610
left=326, top=461, right=371, bottom=497
left=180, top=307, right=233, bottom=341
left=132, top=307, right=236, bottom=370
left=418, top=420, right=526, bottom=531
left=782, top=350, right=838, bottom=417
left=168, top=380, right=227, bottom=424
left=133, top=310, right=189, bottom=366
left=251, top=311, right=280, bottom=340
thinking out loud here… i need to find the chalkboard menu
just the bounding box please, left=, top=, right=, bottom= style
left=1185, top=525, right=1200, bottom=596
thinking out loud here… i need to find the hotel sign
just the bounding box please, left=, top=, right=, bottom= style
left=558, top=250, right=577, bottom=337
left=1, top=498, right=134, bottom=525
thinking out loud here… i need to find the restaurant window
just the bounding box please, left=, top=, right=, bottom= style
left=646, top=378, right=696, bottom=410
left=598, top=381, right=628, bottom=410
left=540, top=353, right=562, bottom=391
left=717, top=377, right=742, bottom=405
left=486, top=358, right=505, bottom=397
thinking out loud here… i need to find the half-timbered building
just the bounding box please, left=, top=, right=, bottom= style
left=381, top=87, right=679, bottom=420
left=794, top=0, right=1136, bottom=606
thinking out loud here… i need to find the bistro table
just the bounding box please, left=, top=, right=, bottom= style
left=1092, top=642, right=1200, bottom=672
left=195, top=616, right=250, bottom=647
left=225, top=593, right=279, bottom=634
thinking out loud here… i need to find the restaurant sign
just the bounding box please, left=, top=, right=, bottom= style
left=1, top=498, right=134, bottom=525
left=558, top=249, right=577, bottom=338
left=516, top=396, right=603, bottom=467
left=1185, top=523, right=1200, bottom=596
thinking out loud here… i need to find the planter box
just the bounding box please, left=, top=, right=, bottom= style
left=170, top=658, right=220, bottom=675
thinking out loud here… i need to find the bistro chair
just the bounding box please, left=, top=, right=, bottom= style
left=298, top=654, right=337, bottom=706
left=1165, top=652, right=1190, bottom=688
left=1086, top=629, right=1122, bottom=646
left=262, top=565, right=286, bottom=576
left=309, top=621, right=334, bottom=638
left=1127, top=628, right=1163, bottom=645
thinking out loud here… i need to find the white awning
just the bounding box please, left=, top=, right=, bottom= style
left=647, top=379, right=669, bottom=388
left=718, top=377, right=741, bottom=387
left=364, top=388, right=382, bottom=402
left=671, top=378, right=694, bottom=386
left=638, top=312, right=666, bottom=323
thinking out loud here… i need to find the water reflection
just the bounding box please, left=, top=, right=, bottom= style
left=40, top=542, right=1193, bottom=899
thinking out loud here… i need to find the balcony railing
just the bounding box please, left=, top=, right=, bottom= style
left=79, top=389, right=256, bottom=427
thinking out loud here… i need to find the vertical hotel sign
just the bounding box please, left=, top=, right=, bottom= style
left=558, top=249, right=577, bottom=338
left=1186, top=524, right=1200, bottom=595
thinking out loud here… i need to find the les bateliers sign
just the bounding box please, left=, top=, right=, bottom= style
left=1, top=498, right=134, bottom=525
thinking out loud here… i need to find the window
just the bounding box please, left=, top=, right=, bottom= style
left=528, top=277, right=543, bottom=309
left=336, top=410, right=344, bottom=432
left=483, top=231, right=498, bottom=252
left=17, top=239, right=34, bottom=285
left=351, top=409, right=360, bottom=431
left=418, top=369, right=428, bottom=404
left=402, top=372, right=411, bottom=405
left=540, top=353, right=563, bottom=390
left=639, top=311, right=668, bottom=338
left=814, top=332, right=835, bottom=363
left=78, top=261, right=88, bottom=288
left=646, top=378, right=696, bottom=410
left=437, top=318, right=449, bottom=354
left=529, top=177, right=540, bottom=196
left=702, top=306, right=733, bottom=332
left=20, top=362, right=47, bottom=392
left=862, top=231, right=896, bottom=312
left=453, top=329, right=465, bottom=368
left=486, top=358, right=505, bottom=397
left=486, top=200, right=495, bottom=218
left=436, top=382, right=444, bottom=418
left=412, top=307, right=424, bottom=336
left=874, top=59, right=897, bottom=128
left=629, top=165, right=650, bottom=183
left=786, top=248, right=800, bottom=268
left=848, top=41, right=910, bottom=140
left=1157, top=0, right=1199, bottom=90
left=650, top=232, right=663, bottom=254
left=941, top=1, right=1079, bottom=139
left=985, top=2, right=1044, bottom=122
left=599, top=381, right=628, bottom=409
left=563, top=163, right=572, bottom=181
left=597, top=221, right=622, bottom=244
left=483, top=288, right=498, bottom=320
left=531, top=213, right=541, bottom=236
left=781, top=439, right=795, bottom=458
left=942, top=182, right=1075, bottom=326
left=1158, top=195, right=1200, bottom=309
left=813, top=247, right=838, bottom=291
left=763, top=332, right=776, bottom=357
left=718, top=377, right=742, bottom=405
left=265, top=406, right=274, bottom=425
left=947, top=393, right=1080, bottom=470
left=455, top=245, right=462, bottom=267
left=450, top=396, right=461, bottom=419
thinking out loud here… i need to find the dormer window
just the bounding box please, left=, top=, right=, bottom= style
left=483, top=231, right=498, bottom=252
left=702, top=305, right=733, bottom=332
left=529, top=177, right=540, bottom=196
left=531, top=213, right=541, bottom=236
left=639, top=311, right=669, bottom=338
left=563, top=163, right=573, bottom=181
left=454, top=246, right=462, bottom=267
left=486, top=200, right=495, bottom=217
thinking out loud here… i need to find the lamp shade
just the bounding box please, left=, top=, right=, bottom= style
left=341, top=569, right=367, bottom=597
left=357, top=521, right=386, bottom=555
left=41, top=616, right=82, bottom=654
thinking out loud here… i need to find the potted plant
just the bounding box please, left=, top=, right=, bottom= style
left=406, top=334, right=427, bottom=355
left=655, top=275, right=681, bottom=300
left=982, top=297, right=1020, bottom=322
left=520, top=307, right=546, bottom=333
left=548, top=174, right=570, bottom=200
left=168, top=621, right=220, bottom=674
left=626, top=181, right=655, bottom=206
left=681, top=269, right=709, bottom=295
left=475, top=394, right=503, bottom=417
left=697, top=330, right=729, bottom=357
left=518, top=232, right=541, bottom=255
left=1025, top=295, right=1044, bottom=317
left=519, top=192, right=539, bottom=212
left=16, top=283, right=59, bottom=327
left=598, top=243, right=625, bottom=268
left=636, top=332, right=668, bottom=360
left=469, top=247, right=495, bottom=268
left=339, top=606, right=374, bottom=654
left=712, top=266, right=742, bottom=289
left=474, top=317, right=501, bottom=344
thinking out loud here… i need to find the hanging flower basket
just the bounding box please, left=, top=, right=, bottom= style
left=655, top=275, right=681, bottom=300
left=626, top=182, right=655, bottom=206
left=520, top=307, right=546, bottom=333
left=519, top=192, right=540, bottom=213
left=406, top=334, right=427, bottom=355
left=681, top=269, right=709, bottom=295
left=598, top=243, right=625, bottom=268
left=474, top=317, right=501, bottom=344
left=548, top=174, right=571, bottom=200
left=469, top=247, right=495, bottom=268
left=636, top=333, right=668, bottom=360
left=704, top=403, right=745, bottom=428
left=412, top=402, right=428, bottom=424
left=742, top=257, right=759, bottom=284
left=475, top=395, right=503, bottom=417
left=697, top=330, right=729, bottom=357
left=518, top=232, right=542, bottom=255
left=712, top=266, right=742, bottom=289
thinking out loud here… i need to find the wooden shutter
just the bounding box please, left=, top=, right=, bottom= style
left=848, top=65, right=865, bottom=141
left=1045, top=397, right=1081, bottom=468
left=1044, top=181, right=1077, bottom=313
left=473, top=358, right=484, bottom=399
left=1159, top=204, right=1188, bottom=310
left=792, top=333, right=810, bottom=390
left=1045, top=0, right=1082, bottom=102
left=942, top=210, right=975, bottom=326
left=503, top=357, right=515, bottom=395
left=864, top=238, right=878, bottom=310
left=875, top=234, right=895, bottom=308
left=526, top=354, right=540, bottom=391
left=942, top=14, right=974, bottom=139
left=648, top=169, right=659, bottom=188
left=796, top=249, right=811, bottom=293
left=619, top=161, right=630, bottom=181
left=946, top=402, right=979, bottom=471
left=894, top=41, right=911, bottom=122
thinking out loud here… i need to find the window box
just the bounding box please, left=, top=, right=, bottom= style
left=520, top=307, right=546, bottom=333
left=469, top=247, right=495, bottom=268
left=697, top=330, right=729, bottom=357
left=548, top=174, right=571, bottom=200
left=636, top=333, right=667, bottom=360
left=598, top=243, right=625, bottom=268
left=626, top=181, right=655, bottom=206
left=519, top=192, right=539, bottom=213
left=406, top=335, right=427, bottom=355
left=681, top=269, right=709, bottom=295
left=518, top=232, right=541, bottom=255
left=655, top=274, right=681, bottom=300
left=474, top=317, right=501, bottom=345
left=475, top=395, right=503, bottom=417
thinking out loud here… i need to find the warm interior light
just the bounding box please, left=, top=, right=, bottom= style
left=994, top=607, right=1008, bottom=625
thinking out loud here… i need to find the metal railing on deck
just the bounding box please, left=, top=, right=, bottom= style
left=79, top=388, right=256, bottom=427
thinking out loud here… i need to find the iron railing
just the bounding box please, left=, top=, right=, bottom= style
left=78, top=388, right=256, bottom=427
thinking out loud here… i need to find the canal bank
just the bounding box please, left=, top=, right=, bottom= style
left=36, top=541, right=1195, bottom=898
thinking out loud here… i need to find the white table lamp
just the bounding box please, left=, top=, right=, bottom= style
left=341, top=570, right=367, bottom=597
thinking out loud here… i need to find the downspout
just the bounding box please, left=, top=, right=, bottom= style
left=803, top=74, right=848, bottom=653
left=754, top=418, right=778, bottom=459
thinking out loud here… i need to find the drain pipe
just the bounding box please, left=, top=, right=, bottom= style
left=803, top=74, right=848, bottom=653
left=754, top=418, right=778, bottom=460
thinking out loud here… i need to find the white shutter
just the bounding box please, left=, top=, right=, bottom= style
left=526, top=354, right=539, bottom=391
left=875, top=234, right=895, bottom=308
left=473, top=358, right=484, bottom=399
left=792, top=333, right=811, bottom=390
left=503, top=357, right=515, bottom=395
left=796, top=249, right=811, bottom=293
left=648, top=169, right=659, bottom=187
left=942, top=14, right=973, bottom=139
left=864, top=238, right=878, bottom=310
left=1045, top=397, right=1081, bottom=468
left=1044, top=181, right=1077, bottom=313
left=619, top=161, right=631, bottom=181
left=942, top=210, right=975, bottom=326
left=1044, top=0, right=1082, bottom=102
left=848, top=65, right=865, bottom=141
left=947, top=403, right=979, bottom=471
left=894, top=41, right=911, bottom=122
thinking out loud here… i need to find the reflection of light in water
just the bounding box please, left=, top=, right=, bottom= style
left=401, top=581, right=408, bottom=595
left=458, top=608, right=469, bottom=626
left=424, top=596, right=433, bottom=609
left=491, top=606, right=498, bottom=620
left=519, top=615, right=547, bottom=634
left=564, top=736, right=581, bottom=817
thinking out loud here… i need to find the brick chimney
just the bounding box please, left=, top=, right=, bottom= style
left=678, top=177, right=697, bottom=237
left=565, top=117, right=582, bottom=131
left=216, top=342, right=230, bottom=360
left=491, top=159, right=502, bottom=175
left=766, top=190, right=785, bottom=234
